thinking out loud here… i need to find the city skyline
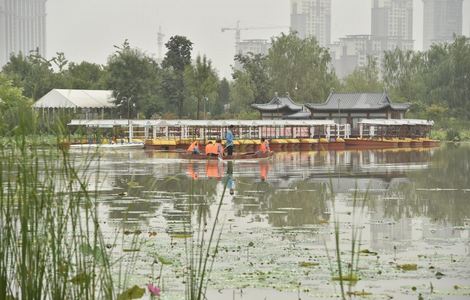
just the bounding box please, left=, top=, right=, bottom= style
left=3, top=0, right=469, bottom=78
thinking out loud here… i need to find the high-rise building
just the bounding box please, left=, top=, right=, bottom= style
left=371, top=0, right=413, bottom=40
left=330, top=34, right=413, bottom=78
left=0, top=0, right=47, bottom=67
left=423, top=0, right=463, bottom=50
left=290, top=0, right=331, bottom=47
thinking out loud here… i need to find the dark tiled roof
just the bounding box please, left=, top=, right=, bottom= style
left=282, top=111, right=311, bottom=119
left=306, top=93, right=410, bottom=111
left=252, top=95, right=303, bottom=112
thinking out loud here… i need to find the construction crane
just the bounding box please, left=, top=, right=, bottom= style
left=221, top=21, right=289, bottom=54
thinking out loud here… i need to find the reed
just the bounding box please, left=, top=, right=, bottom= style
left=0, top=120, right=115, bottom=299
left=183, top=170, right=228, bottom=300
left=324, top=180, right=369, bottom=300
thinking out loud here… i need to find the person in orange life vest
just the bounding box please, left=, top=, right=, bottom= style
left=215, top=139, right=224, bottom=157
left=257, top=138, right=270, bottom=155
left=187, top=141, right=201, bottom=154
left=205, top=141, right=215, bottom=156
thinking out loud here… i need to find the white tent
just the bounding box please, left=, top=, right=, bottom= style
left=33, top=89, right=116, bottom=109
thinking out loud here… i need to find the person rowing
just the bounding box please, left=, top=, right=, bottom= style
left=187, top=141, right=201, bottom=154
left=256, top=138, right=271, bottom=156
left=205, top=140, right=223, bottom=158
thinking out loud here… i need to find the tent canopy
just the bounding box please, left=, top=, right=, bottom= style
left=33, top=89, right=116, bottom=109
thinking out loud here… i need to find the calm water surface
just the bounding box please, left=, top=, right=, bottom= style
left=71, top=144, right=470, bottom=299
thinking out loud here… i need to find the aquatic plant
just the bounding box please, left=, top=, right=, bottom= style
left=183, top=168, right=229, bottom=300
left=324, top=180, right=369, bottom=300
left=0, top=133, right=116, bottom=299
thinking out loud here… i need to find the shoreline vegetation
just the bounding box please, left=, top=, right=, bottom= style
left=1, top=35, right=469, bottom=134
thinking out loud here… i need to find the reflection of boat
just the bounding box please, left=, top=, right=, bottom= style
left=180, top=151, right=275, bottom=161
left=69, top=143, right=145, bottom=150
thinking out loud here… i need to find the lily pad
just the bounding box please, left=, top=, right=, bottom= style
left=397, top=264, right=417, bottom=271
left=117, top=285, right=145, bottom=300
left=298, top=261, right=319, bottom=268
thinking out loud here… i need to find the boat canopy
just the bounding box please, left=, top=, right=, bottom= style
left=68, top=119, right=337, bottom=128
left=358, top=119, right=434, bottom=126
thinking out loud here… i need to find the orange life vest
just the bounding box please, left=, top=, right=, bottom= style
left=205, top=143, right=217, bottom=155
left=187, top=141, right=198, bottom=152
left=260, top=142, right=268, bottom=153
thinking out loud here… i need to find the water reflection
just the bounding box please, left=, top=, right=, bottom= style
left=88, top=146, right=470, bottom=242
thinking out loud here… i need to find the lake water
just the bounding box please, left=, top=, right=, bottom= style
left=72, top=144, right=470, bottom=299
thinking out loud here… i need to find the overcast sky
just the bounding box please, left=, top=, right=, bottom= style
left=46, top=0, right=470, bottom=78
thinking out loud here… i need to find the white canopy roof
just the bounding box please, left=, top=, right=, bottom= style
left=358, top=119, right=434, bottom=126
left=68, top=119, right=337, bottom=127
left=33, top=89, right=116, bottom=109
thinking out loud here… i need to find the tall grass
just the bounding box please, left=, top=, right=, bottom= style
left=0, top=131, right=115, bottom=299
left=183, top=169, right=228, bottom=300
left=324, top=180, right=369, bottom=300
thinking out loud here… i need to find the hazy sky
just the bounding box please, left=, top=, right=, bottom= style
left=46, top=0, right=470, bottom=78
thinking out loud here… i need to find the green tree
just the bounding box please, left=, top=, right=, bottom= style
left=0, top=74, right=35, bottom=135
left=382, top=48, right=425, bottom=103
left=341, top=56, right=384, bottom=92
left=214, top=78, right=230, bottom=116
left=184, top=55, right=219, bottom=119
left=106, top=40, right=163, bottom=118
left=161, top=35, right=193, bottom=117
left=267, top=33, right=338, bottom=103
left=2, top=50, right=57, bottom=100
left=423, top=36, right=470, bottom=119
left=229, top=71, right=255, bottom=115
left=63, top=61, right=107, bottom=90
left=234, top=53, right=271, bottom=103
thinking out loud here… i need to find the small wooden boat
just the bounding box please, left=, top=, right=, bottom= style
left=180, top=151, right=275, bottom=161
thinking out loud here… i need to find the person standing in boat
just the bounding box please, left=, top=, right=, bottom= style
left=225, top=125, right=235, bottom=156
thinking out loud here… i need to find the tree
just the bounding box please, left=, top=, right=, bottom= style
left=229, top=71, right=255, bottom=115
left=267, top=33, right=338, bottom=103
left=234, top=53, right=271, bottom=103
left=63, top=61, right=107, bottom=90
left=184, top=55, right=219, bottom=119
left=341, top=56, right=384, bottom=92
left=214, top=78, right=230, bottom=116
left=382, top=48, right=425, bottom=103
left=161, top=35, right=193, bottom=117
left=0, top=74, right=35, bottom=135
left=2, top=50, right=57, bottom=100
left=106, top=40, right=163, bottom=118
left=423, top=36, right=470, bottom=119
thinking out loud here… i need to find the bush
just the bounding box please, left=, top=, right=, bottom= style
left=446, top=128, right=461, bottom=141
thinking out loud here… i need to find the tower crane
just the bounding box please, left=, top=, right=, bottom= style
left=221, top=21, right=289, bottom=54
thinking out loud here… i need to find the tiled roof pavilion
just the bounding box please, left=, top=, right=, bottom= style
left=306, top=92, right=410, bottom=112
left=251, top=94, right=303, bottom=112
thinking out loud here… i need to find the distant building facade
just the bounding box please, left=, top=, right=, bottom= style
left=234, top=39, right=271, bottom=70
left=423, top=0, right=463, bottom=50
left=371, top=0, right=413, bottom=41
left=331, top=0, right=413, bottom=78
left=0, top=0, right=47, bottom=67
left=290, top=0, right=331, bottom=47
left=238, top=39, right=271, bottom=57
left=330, top=35, right=413, bottom=78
